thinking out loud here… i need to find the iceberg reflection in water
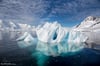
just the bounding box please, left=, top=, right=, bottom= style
left=17, top=39, right=85, bottom=56
left=17, top=39, right=85, bottom=66
left=39, top=41, right=84, bottom=66
left=36, top=41, right=85, bottom=56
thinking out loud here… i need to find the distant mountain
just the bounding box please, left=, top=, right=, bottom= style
left=0, top=19, right=35, bottom=40
left=74, top=16, right=100, bottom=49
left=75, top=16, right=100, bottom=31
left=0, top=20, right=19, bottom=29
left=0, top=19, right=35, bottom=30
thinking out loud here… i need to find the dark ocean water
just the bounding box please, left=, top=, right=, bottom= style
left=0, top=40, right=100, bottom=66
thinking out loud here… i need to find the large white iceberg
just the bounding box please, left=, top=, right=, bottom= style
left=36, top=22, right=87, bottom=43
left=36, top=22, right=68, bottom=43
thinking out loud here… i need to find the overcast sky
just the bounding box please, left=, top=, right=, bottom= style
left=0, top=0, right=100, bottom=27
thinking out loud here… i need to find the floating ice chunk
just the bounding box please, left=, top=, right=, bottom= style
left=17, top=32, right=37, bottom=48
left=16, top=32, right=28, bottom=41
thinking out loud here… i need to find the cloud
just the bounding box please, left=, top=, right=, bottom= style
left=0, top=0, right=49, bottom=24
left=0, top=0, right=100, bottom=26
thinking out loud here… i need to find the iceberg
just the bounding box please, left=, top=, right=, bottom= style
left=36, top=22, right=87, bottom=43
left=17, top=32, right=37, bottom=48
left=36, top=22, right=70, bottom=43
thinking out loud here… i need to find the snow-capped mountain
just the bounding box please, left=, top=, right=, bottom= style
left=0, top=19, right=35, bottom=40
left=0, top=19, right=36, bottom=30
left=0, top=20, right=19, bottom=29
left=74, top=16, right=100, bottom=31
left=74, top=16, right=100, bottom=48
